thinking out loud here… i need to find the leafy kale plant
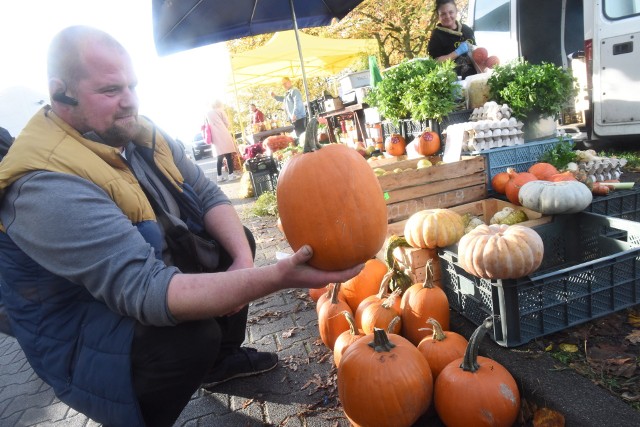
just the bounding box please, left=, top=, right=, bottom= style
left=487, top=59, right=578, bottom=120
left=366, top=58, right=459, bottom=124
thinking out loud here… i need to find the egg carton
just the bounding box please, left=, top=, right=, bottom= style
left=577, top=158, right=628, bottom=182
left=469, top=101, right=514, bottom=121
left=445, top=117, right=525, bottom=153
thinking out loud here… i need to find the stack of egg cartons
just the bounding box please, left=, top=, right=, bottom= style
left=445, top=102, right=525, bottom=153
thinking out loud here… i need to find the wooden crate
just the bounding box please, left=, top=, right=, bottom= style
left=374, top=155, right=487, bottom=224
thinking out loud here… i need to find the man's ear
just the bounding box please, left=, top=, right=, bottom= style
left=48, top=78, right=66, bottom=100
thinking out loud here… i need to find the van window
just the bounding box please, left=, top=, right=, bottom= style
left=604, top=0, right=640, bottom=19
left=474, top=0, right=510, bottom=32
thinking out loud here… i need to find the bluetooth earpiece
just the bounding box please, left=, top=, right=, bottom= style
left=52, top=92, right=79, bottom=106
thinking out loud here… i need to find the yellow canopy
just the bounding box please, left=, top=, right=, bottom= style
left=230, top=30, right=377, bottom=92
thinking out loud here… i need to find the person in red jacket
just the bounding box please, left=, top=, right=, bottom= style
left=250, top=103, right=266, bottom=132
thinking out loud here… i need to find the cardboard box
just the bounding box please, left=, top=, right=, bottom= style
left=324, top=98, right=344, bottom=112
left=374, top=155, right=487, bottom=225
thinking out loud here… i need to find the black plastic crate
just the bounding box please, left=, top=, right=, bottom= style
left=440, top=108, right=473, bottom=130
left=438, top=212, right=640, bottom=347
left=381, top=121, right=404, bottom=141
left=246, top=156, right=279, bottom=174
left=250, top=170, right=277, bottom=197
left=584, top=186, right=640, bottom=221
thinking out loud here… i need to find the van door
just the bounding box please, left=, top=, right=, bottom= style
left=469, top=0, right=519, bottom=63
left=590, top=0, right=640, bottom=139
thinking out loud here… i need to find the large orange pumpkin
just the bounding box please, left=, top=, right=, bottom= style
left=435, top=318, right=520, bottom=427
left=338, top=329, right=434, bottom=426
left=385, top=133, right=407, bottom=156
left=414, top=130, right=440, bottom=156
left=277, top=142, right=388, bottom=270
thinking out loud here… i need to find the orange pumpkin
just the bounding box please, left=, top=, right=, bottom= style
left=277, top=142, right=388, bottom=270
left=316, top=283, right=346, bottom=314
left=359, top=289, right=403, bottom=334
left=333, top=311, right=364, bottom=368
left=548, top=171, right=578, bottom=182
left=340, top=258, right=387, bottom=312
left=528, top=162, right=559, bottom=180
left=309, top=284, right=330, bottom=302
left=400, top=260, right=450, bottom=345
left=505, top=168, right=538, bottom=206
left=435, top=318, right=520, bottom=427
left=417, top=318, right=468, bottom=379
left=385, top=133, right=406, bottom=156
left=317, top=283, right=352, bottom=350
left=491, top=172, right=510, bottom=194
left=414, top=130, right=440, bottom=156
left=338, top=329, right=434, bottom=426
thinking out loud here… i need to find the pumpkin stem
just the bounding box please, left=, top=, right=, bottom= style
left=384, top=235, right=410, bottom=268
left=329, top=283, right=341, bottom=305
left=427, top=317, right=447, bottom=341
left=381, top=288, right=401, bottom=309
left=460, top=316, right=494, bottom=373
left=387, top=315, right=401, bottom=334
left=368, top=328, right=397, bottom=352
left=342, top=311, right=358, bottom=336
left=422, top=259, right=436, bottom=289
left=377, top=271, right=393, bottom=298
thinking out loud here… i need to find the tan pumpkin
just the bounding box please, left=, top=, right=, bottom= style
left=518, top=180, right=593, bottom=214
left=400, top=260, right=450, bottom=345
left=458, top=224, right=544, bottom=279
left=404, top=209, right=465, bottom=249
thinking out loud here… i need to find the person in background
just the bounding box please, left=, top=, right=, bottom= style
left=271, top=77, right=307, bottom=139
left=427, top=0, right=477, bottom=79
left=0, top=25, right=362, bottom=427
left=206, top=100, right=239, bottom=181
left=250, top=103, right=266, bottom=132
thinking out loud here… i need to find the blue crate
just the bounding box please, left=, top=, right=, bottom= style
left=438, top=212, right=640, bottom=347
left=477, top=137, right=566, bottom=194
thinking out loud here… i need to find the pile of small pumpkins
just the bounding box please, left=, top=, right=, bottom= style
left=491, top=162, right=594, bottom=215
left=310, top=207, right=544, bottom=427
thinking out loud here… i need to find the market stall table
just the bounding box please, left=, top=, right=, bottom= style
left=319, top=103, right=368, bottom=143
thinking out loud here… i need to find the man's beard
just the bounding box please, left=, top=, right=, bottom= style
left=101, top=115, right=140, bottom=147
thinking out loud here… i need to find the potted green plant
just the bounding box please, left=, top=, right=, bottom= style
left=487, top=59, right=578, bottom=139
left=366, top=58, right=460, bottom=128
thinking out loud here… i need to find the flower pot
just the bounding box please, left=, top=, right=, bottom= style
left=523, top=115, right=557, bottom=141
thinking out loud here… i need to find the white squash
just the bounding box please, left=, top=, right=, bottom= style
left=518, top=180, right=593, bottom=214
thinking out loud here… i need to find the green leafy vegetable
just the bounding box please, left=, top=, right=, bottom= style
left=538, top=136, right=578, bottom=170
left=487, top=59, right=578, bottom=120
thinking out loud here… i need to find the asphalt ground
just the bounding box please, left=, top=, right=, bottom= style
left=1, top=163, right=640, bottom=426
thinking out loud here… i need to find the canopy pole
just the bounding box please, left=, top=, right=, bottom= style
left=289, top=0, right=312, bottom=120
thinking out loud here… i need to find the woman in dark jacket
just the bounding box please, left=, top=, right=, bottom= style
left=427, top=0, right=477, bottom=78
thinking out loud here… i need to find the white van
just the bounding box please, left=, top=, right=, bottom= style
left=469, top=0, right=640, bottom=143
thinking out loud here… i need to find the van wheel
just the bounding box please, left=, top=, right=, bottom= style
left=193, top=149, right=202, bottom=161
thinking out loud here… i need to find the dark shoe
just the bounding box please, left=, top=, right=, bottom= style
left=201, top=347, right=278, bottom=389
